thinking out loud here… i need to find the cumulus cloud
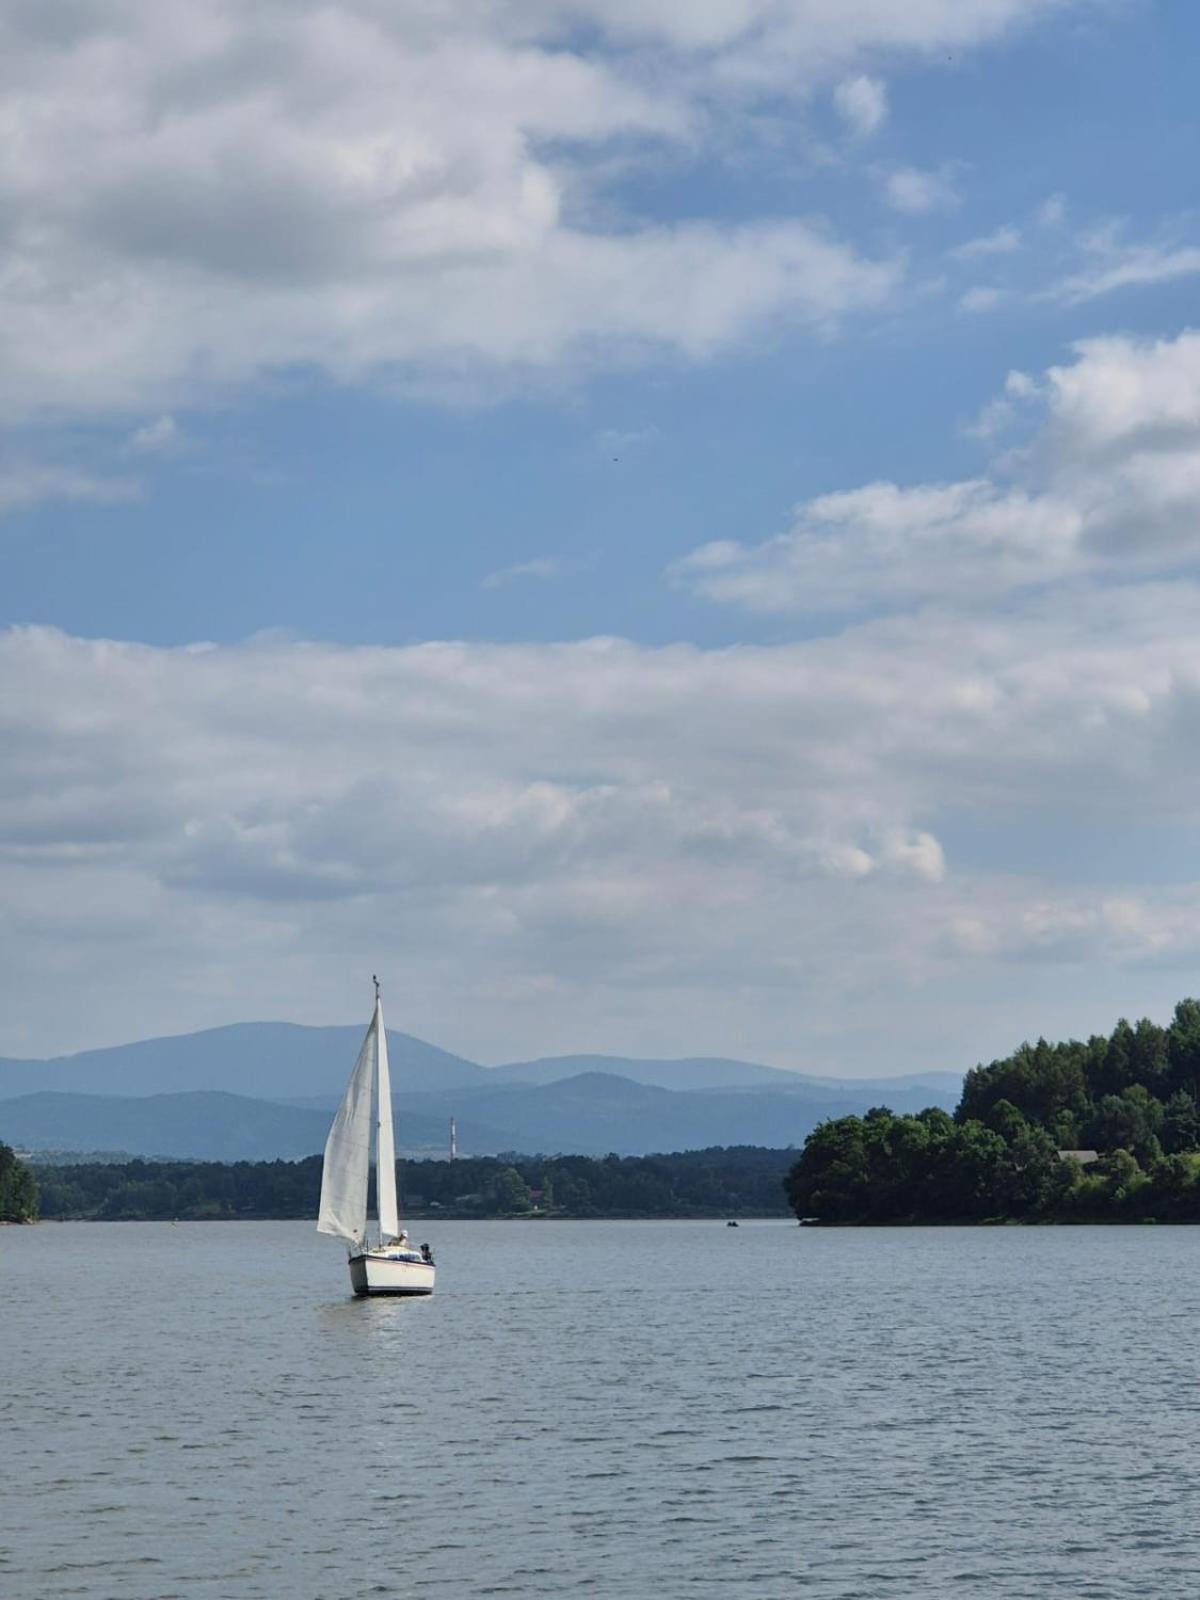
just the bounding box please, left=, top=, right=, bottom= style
left=4, top=587, right=1200, bottom=1067
left=673, top=329, right=1200, bottom=615
left=883, top=165, right=961, bottom=214
left=834, top=75, right=888, bottom=137
left=0, top=0, right=1084, bottom=420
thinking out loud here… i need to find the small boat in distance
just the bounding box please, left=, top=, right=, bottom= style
left=317, top=978, right=435, bottom=1297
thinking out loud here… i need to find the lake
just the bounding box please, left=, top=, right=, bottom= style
left=3, top=1219, right=1200, bottom=1598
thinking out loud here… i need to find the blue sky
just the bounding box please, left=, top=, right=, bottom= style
left=4, top=0, right=1200, bottom=1070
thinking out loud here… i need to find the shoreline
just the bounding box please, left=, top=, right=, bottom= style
left=29, top=1210, right=792, bottom=1225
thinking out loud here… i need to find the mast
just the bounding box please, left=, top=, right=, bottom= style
left=373, top=977, right=400, bottom=1246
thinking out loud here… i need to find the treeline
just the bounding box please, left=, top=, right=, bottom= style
left=0, top=1142, right=37, bottom=1222
left=787, top=998, right=1200, bottom=1224
left=32, top=1146, right=794, bottom=1221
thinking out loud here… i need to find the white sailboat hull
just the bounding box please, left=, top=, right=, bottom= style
left=349, top=1250, right=436, bottom=1297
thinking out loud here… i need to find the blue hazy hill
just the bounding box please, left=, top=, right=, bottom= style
left=0, top=1022, right=486, bottom=1102
left=0, top=1090, right=515, bottom=1163
left=0, top=1023, right=964, bottom=1160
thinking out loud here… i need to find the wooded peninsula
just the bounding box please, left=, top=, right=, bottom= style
left=786, top=998, right=1200, bottom=1223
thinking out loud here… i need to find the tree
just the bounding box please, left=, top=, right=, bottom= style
left=1162, top=1091, right=1200, bottom=1154
left=784, top=1114, right=873, bottom=1223
left=939, top=1121, right=1007, bottom=1219
left=985, top=1099, right=1028, bottom=1142
left=490, top=1166, right=533, bottom=1213
left=1168, top=1000, right=1200, bottom=1097
left=998, top=1124, right=1072, bottom=1216
left=1097, top=1148, right=1144, bottom=1211
left=0, top=1142, right=38, bottom=1222
left=1085, top=1087, right=1163, bottom=1161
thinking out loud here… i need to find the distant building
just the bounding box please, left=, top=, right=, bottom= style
left=1057, top=1149, right=1100, bottom=1165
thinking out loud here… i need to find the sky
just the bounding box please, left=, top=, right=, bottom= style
left=4, top=0, right=1200, bottom=1072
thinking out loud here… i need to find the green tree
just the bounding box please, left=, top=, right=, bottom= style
left=1097, top=1148, right=1145, bottom=1212
left=784, top=1114, right=874, bottom=1223
left=985, top=1099, right=1028, bottom=1142
left=1162, top=1091, right=1200, bottom=1154
left=1085, top=1087, right=1163, bottom=1161
left=491, top=1166, right=533, bottom=1213
left=0, top=1142, right=38, bottom=1222
left=1165, top=1001, right=1200, bottom=1100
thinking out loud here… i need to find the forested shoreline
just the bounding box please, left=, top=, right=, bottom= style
left=786, top=999, right=1200, bottom=1224
left=19, top=997, right=1200, bottom=1228
left=1, top=1141, right=38, bottom=1222
left=28, top=1146, right=794, bottom=1221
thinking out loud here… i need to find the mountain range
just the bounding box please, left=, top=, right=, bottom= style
left=0, top=1023, right=963, bottom=1161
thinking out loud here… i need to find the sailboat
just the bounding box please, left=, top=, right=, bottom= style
left=317, top=979, right=436, bottom=1297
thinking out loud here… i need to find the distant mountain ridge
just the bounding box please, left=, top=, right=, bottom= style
left=495, top=1054, right=801, bottom=1089
left=0, top=1022, right=962, bottom=1101
left=0, top=1091, right=514, bottom=1163
left=0, top=1022, right=485, bottom=1101
left=0, top=1021, right=965, bottom=1161
left=493, top=1053, right=962, bottom=1095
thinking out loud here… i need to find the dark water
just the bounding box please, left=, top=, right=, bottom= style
left=4, top=1220, right=1200, bottom=1598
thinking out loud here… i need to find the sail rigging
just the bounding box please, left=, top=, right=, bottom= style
left=317, top=992, right=399, bottom=1246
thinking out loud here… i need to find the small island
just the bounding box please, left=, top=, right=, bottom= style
left=786, top=998, right=1200, bottom=1224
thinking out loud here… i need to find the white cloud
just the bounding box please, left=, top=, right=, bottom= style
left=883, top=164, right=961, bottom=214
left=950, top=225, right=1020, bottom=260
left=673, top=329, right=1200, bottom=615
left=1037, top=193, right=1066, bottom=226
left=482, top=557, right=562, bottom=589
left=1050, top=235, right=1200, bottom=304
left=0, top=465, right=138, bottom=518
left=959, top=285, right=1007, bottom=313
left=128, top=415, right=179, bottom=453
left=834, top=75, right=888, bottom=137
left=4, top=586, right=1200, bottom=1068
left=594, top=426, right=660, bottom=456
left=0, top=0, right=1086, bottom=421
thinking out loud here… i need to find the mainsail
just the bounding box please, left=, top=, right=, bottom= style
left=317, top=1004, right=378, bottom=1244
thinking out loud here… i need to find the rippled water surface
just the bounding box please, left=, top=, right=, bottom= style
left=4, top=1220, right=1200, bottom=1598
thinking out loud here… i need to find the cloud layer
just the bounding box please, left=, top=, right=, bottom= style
left=0, top=0, right=1083, bottom=419
left=5, top=583, right=1200, bottom=1067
